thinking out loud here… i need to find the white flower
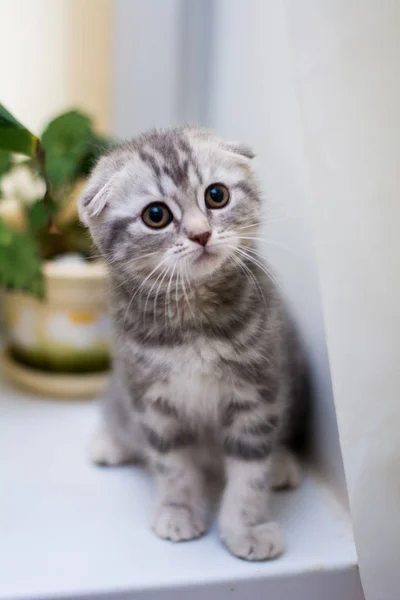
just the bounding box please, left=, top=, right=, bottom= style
left=0, top=197, right=27, bottom=230
left=1, top=164, right=46, bottom=204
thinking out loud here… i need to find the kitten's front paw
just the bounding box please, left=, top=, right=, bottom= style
left=221, top=521, right=284, bottom=561
left=270, top=450, right=301, bottom=490
left=152, top=502, right=208, bottom=542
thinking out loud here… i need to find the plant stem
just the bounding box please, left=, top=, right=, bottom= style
left=35, top=142, right=59, bottom=234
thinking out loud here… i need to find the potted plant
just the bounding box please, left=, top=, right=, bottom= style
left=0, top=104, right=112, bottom=398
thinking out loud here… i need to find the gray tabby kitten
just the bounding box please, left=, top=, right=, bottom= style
left=79, top=126, right=306, bottom=561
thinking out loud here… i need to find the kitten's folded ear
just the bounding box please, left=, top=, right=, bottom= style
left=78, top=156, right=116, bottom=226
left=225, top=141, right=255, bottom=160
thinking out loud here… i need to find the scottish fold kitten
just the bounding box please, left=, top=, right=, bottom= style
left=79, top=127, right=307, bottom=561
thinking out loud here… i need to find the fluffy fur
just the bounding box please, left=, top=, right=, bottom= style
left=79, top=126, right=306, bottom=561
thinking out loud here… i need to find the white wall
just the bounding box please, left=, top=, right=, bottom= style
left=113, top=0, right=183, bottom=138
left=285, top=1, right=400, bottom=598
left=0, top=0, right=69, bottom=134
left=113, top=0, right=216, bottom=137
left=0, top=0, right=111, bottom=134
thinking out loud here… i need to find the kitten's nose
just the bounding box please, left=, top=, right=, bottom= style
left=189, top=231, right=211, bottom=247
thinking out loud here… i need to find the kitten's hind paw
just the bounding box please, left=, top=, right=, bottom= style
left=221, top=521, right=284, bottom=561
left=270, top=449, right=301, bottom=490
left=88, top=429, right=138, bottom=466
left=152, top=501, right=208, bottom=542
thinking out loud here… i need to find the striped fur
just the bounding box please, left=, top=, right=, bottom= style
left=79, top=126, right=306, bottom=561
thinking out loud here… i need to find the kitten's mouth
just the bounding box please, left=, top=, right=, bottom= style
left=194, top=247, right=215, bottom=263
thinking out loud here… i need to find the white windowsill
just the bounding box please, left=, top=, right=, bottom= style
left=0, top=383, right=364, bottom=600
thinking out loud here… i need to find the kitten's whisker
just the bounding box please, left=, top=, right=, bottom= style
left=217, top=230, right=287, bottom=249
left=234, top=246, right=280, bottom=289
left=228, top=252, right=266, bottom=308
left=175, top=266, right=181, bottom=329
left=228, top=253, right=252, bottom=291
left=215, top=231, right=262, bottom=245
left=237, top=245, right=280, bottom=271
left=181, top=259, right=196, bottom=321
left=165, top=262, right=177, bottom=328
left=123, top=256, right=169, bottom=330
left=177, top=265, right=187, bottom=331
left=235, top=245, right=275, bottom=277
left=106, top=250, right=159, bottom=268
left=229, top=246, right=278, bottom=286
left=177, top=264, right=183, bottom=309
left=237, top=244, right=271, bottom=264
left=231, top=223, right=260, bottom=232
left=238, top=237, right=295, bottom=255
left=228, top=220, right=272, bottom=233
left=109, top=251, right=162, bottom=293
left=143, top=263, right=169, bottom=328
left=233, top=216, right=296, bottom=232
left=153, top=265, right=170, bottom=325
left=219, top=217, right=296, bottom=240
left=215, top=231, right=295, bottom=257
left=183, top=258, right=194, bottom=296
left=180, top=269, right=190, bottom=319
left=136, top=257, right=169, bottom=301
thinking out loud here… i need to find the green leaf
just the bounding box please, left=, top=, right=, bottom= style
left=0, top=150, right=12, bottom=178
left=0, top=103, right=39, bottom=157
left=41, top=110, right=94, bottom=188
left=26, top=196, right=56, bottom=232
left=0, top=218, right=44, bottom=297
left=78, top=132, right=113, bottom=177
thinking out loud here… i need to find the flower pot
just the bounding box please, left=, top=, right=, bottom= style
left=1, top=260, right=111, bottom=398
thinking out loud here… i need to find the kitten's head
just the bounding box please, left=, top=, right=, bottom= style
left=79, top=127, right=261, bottom=284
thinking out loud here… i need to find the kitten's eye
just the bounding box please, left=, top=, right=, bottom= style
left=205, top=183, right=230, bottom=209
left=142, top=203, right=172, bottom=229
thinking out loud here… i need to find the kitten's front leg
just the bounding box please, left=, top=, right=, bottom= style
left=142, top=407, right=209, bottom=542
left=219, top=399, right=285, bottom=561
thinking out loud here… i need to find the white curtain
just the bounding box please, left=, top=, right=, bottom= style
left=284, top=1, right=400, bottom=598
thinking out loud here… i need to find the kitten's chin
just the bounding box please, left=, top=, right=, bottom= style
left=189, top=248, right=229, bottom=280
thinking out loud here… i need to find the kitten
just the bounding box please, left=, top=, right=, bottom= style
left=79, top=126, right=306, bottom=561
